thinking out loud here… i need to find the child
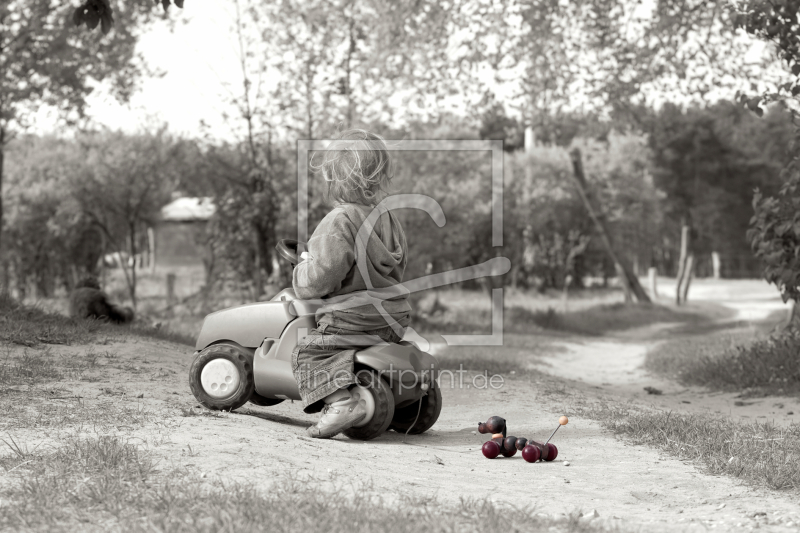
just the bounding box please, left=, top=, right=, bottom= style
left=292, top=129, right=411, bottom=439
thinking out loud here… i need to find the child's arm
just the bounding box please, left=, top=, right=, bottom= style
left=293, top=211, right=355, bottom=300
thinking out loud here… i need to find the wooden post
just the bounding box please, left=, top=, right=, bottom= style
left=675, top=225, right=690, bottom=305
left=711, top=251, right=721, bottom=279
left=148, top=226, right=156, bottom=275
left=524, top=126, right=535, bottom=152
left=568, top=149, right=650, bottom=303
left=166, top=273, right=176, bottom=312
left=648, top=267, right=658, bottom=299
left=679, top=253, right=695, bottom=304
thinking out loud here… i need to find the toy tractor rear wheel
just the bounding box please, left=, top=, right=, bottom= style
left=343, top=371, right=395, bottom=441
left=189, top=344, right=255, bottom=411
left=390, top=383, right=442, bottom=435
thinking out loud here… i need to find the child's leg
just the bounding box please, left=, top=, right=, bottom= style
left=291, top=325, right=360, bottom=414
left=292, top=325, right=406, bottom=439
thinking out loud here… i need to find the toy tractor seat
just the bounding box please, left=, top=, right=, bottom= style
left=272, top=288, right=325, bottom=321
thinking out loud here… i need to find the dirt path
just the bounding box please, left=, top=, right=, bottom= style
left=4, top=280, right=800, bottom=532
left=531, top=281, right=799, bottom=426
left=4, top=335, right=797, bottom=532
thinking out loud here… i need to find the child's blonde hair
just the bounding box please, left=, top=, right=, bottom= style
left=313, top=129, right=394, bottom=206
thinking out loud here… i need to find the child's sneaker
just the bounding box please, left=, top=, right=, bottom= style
left=307, top=394, right=367, bottom=438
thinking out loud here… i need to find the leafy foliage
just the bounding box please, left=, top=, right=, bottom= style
left=649, top=102, right=793, bottom=276
left=0, top=0, right=161, bottom=262
left=3, top=135, right=101, bottom=297
left=748, top=165, right=800, bottom=302
left=72, top=0, right=183, bottom=34
left=733, top=0, right=800, bottom=112
left=2, top=130, right=180, bottom=305
left=736, top=0, right=800, bottom=299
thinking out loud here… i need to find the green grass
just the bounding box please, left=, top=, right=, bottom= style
left=576, top=404, right=800, bottom=492
left=0, top=436, right=611, bottom=533
left=645, top=327, right=800, bottom=396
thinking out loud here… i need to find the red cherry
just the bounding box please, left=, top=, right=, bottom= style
left=545, top=443, right=558, bottom=461
left=522, top=445, right=541, bottom=463
left=501, top=447, right=517, bottom=457
left=482, top=441, right=501, bottom=459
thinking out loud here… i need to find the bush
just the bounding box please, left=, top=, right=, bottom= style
left=646, top=328, right=800, bottom=395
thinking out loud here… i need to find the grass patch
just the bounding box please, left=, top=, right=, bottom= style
left=0, top=344, right=159, bottom=432
left=435, top=334, right=560, bottom=376
left=506, top=302, right=701, bottom=336
left=0, top=436, right=158, bottom=529
left=128, top=323, right=195, bottom=347
left=0, top=436, right=610, bottom=533
left=0, top=294, right=101, bottom=346
left=417, top=298, right=702, bottom=337
left=0, top=293, right=195, bottom=348
left=576, top=404, right=800, bottom=491
left=0, top=347, right=64, bottom=385
left=645, top=328, right=800, bottom=396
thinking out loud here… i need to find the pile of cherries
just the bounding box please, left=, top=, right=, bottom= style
left=478, top=415, right=559, bottom=463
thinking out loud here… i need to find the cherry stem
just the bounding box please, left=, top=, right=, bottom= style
left=543, top=425, right=560, bottom=446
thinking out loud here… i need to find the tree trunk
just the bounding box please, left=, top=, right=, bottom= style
left=679, top=252, right=694, bottom=304
left=616, top=263, right=633, bottom=302
left=128, top=223, right=138, bottom=309
left=675, top=225, right=690, bottom=305
left=1, top=259, right=9, bottom=294
left=568, top=149, right=650, bottom=303
left=0, top=126, right=5, bottom=260
left=784, top=299, right=800, bottom=330
left=345, top=17, right=356, bottom=126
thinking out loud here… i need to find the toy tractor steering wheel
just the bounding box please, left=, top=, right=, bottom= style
left=276, top=239, right=305, bottom=265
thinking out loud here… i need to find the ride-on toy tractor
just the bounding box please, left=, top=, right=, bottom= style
left=188, top=239, right=442, bottom=441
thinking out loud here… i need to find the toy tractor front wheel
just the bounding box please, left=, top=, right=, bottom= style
left=189, top=344, right=255, bottom=411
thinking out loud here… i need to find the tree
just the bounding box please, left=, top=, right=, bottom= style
left=3, top=135, right=101, bottom=297
left=749, top=169, right=800, bottom=325
left=649, top=101, right=793, bottom=297
left=70, top=129, right=180, bottom=308
left=0, top=0, right=161, bottom=267
left=735, top=0, right=800, bottom=325
left=455, top=0, right=773, bottom=303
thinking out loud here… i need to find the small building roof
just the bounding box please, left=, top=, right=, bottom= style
left=160, top=197, right=215, bottom=222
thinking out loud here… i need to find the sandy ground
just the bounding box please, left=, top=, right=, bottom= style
left=4, top=279, right=800, bottom=532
